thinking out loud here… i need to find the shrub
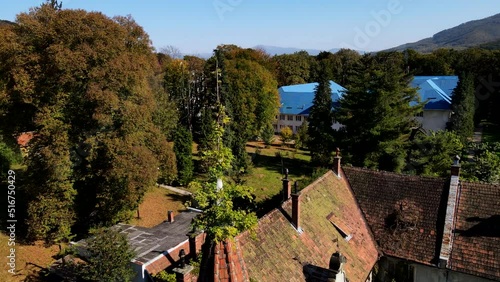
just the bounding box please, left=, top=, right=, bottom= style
left=279, top=127, right=293, bottom=145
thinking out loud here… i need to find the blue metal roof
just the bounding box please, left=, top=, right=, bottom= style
left=278, top=81, right=346, bottom=115
left=411, top=76, right=459, bottom=110
left=278, top=76, right=459, bottom=115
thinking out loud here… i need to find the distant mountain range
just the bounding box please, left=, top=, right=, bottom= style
left=252, top=45, right=340, bottom=56
left=3, top=12, right=499, bottom=58
left=388, top=13, right=500, bottom=52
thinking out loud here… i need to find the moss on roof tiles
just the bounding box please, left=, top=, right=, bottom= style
left=238, top=171, right=379, bottom=282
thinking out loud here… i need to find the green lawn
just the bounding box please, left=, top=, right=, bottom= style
left=190, top=140, right=320, bottom=211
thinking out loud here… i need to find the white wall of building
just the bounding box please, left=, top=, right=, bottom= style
left=274, top=110, right=451, bottom=134
left=274, top=114, right=306, bottom=133
left=420, top=110, right=451, bottom=131
left=274, top=114, right=343, bottom=134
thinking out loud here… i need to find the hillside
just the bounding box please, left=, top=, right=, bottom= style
left=389, top=13, right=500, bottom=52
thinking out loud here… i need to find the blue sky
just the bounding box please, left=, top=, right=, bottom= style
left=1, top=0, right=499, bottom=55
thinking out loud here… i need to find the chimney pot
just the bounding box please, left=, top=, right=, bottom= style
left=333, top=148, right=342, bottom=177
left=451, top=155, right=461, bottom=177
left=168, top=210, right=175, bottom=223
left=179, top=249, right=186, bottom=268
left=282, top=169, right=291, bottom=201
left=291, top=192, right=300, bottom=231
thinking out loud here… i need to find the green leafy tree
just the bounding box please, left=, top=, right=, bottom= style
left=25, top=115, right=76, bottom=243
left=279, top=127, right=293, bottom=145
left=463, top=142, right=500, bottom=183
left=164, top=56, right=205, bottom=132
left=174, top=126, right=194, bottom=186
left=78, top=228, right=136, bottom=282
left=448, top=73, right=475, bottom=142
left=294, top=121, right=309, bottom=150
left=407, top=131, right=463, bottom=176
left=0, top=136, right=21, bottom=179
left=310, top=49, right=361, bottom=86
left=272, top=51, right=312, bottom=86
left=189, top=106, right=257, bottom=243
left=0, top=4, right=177, bottom=238
left=200, top=46, right=280, bottom=171
left=335, top=53, right=422, bottom=172
left=307, top=75, right=334, bottom=166
left=260, top=123, right=275, bottom=146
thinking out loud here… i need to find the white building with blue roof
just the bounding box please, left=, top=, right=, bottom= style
left=274, top=80, right=346, bottom=133
left=274, top=76, right=459, bottom=134
left=411, top=76, right=459, bottom=131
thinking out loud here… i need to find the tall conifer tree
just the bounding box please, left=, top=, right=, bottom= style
left=449, top=73, right=475, bottom=142
left=335, top=53, right=422, bottom=172
left=307, top=75, right=334, bottom=166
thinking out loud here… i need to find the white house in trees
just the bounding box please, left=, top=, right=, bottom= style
left=274, top=81, right=346, bottom=134
left=273, top=76, right=459, bottom=133
left=411, top=76, right=459, bottom=131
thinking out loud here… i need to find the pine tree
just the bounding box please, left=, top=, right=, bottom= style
left=449, top=73, right=475, bottom=142
left=307, top=76, right=334, bottom=166
left=78, top=228, right=136, bottom=282
left=173, top=126, right=194, bottom=186
left=335, top=53, right=422, bottom=172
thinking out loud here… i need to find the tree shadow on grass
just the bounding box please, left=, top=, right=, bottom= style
left=250, top=153, right=313, bottom=177
left=164, top=192, right=191, bottom=211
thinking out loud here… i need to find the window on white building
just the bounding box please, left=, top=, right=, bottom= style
left=296, top=116, right=302, bottom=121
left=287, top=115, right=293, bottom=121
left=280, top=115, right=285, bottom=120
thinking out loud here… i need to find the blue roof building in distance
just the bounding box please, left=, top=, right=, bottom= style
left=274, top=76, right=459, bottom=133
left=278, top=80, right=346, bottom=116
left=411, top=76, right=459, bottom=110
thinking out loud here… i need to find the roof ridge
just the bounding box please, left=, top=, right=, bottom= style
left=460, top=180, right=500, bottom=187
left=343, top=165, right=447, bottom=181
left=297, top=170, right=335, bottom=195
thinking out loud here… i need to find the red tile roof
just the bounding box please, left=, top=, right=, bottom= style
left=237, top=170, right=379, bottom=282
left=343, top=166, right=448, bottom=266
left=16, top=131, right=35, bottom=147
left=450, top=181, right=500, bottom=280
left=214, top=239, right=249, bottom=282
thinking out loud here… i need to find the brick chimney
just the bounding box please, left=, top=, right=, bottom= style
left=168, top=210, right=175, bottom=223
left=333, top=148, right=341, bottom=177
left=439, top=156, right=461, bottom=268
left=173, top=249, right=194, bottom=282
left=450, top=155, right=461, bottom=176
left=291, top=181, right=302, bottom=232
left=282, top=168, right=291, bottom=201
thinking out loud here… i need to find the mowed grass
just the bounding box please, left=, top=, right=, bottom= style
left=244, top=140, right=313, bottom=202
left=0, top=233, right=60, bottom=282
left=190, top=139, right=315, bottom=203
left=129, top=186, right=190, bottom=228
